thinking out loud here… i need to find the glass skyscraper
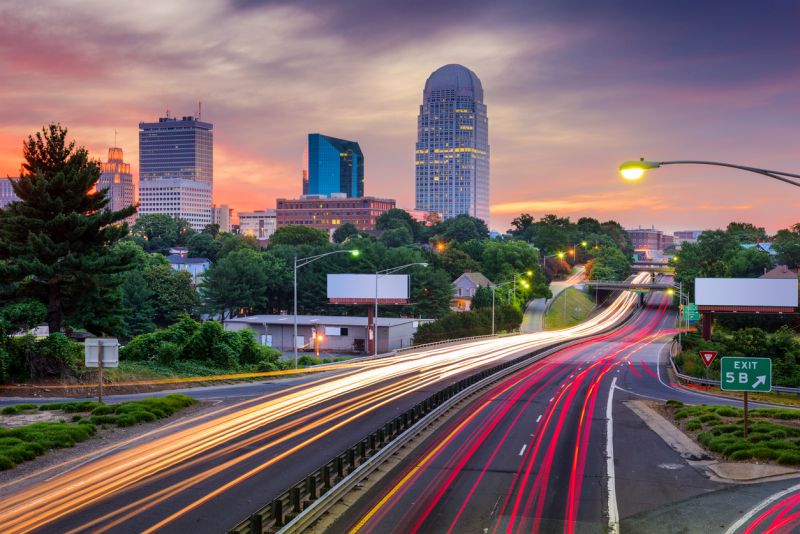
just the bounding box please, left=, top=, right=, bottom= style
left=307, top=133, right=364, bottom=198
left=139, top=116, right=213, bottom=184
left=415, top=64, right=489, bottom=222
left=138, top=115, right=213, bottom=230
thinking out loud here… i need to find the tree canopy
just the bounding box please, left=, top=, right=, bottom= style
left=0, top=124, right=136, bottom=334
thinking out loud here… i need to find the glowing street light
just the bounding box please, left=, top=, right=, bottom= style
left=619, top=158, right=800, bottom=187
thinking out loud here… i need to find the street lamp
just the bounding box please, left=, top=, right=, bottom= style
left=490, top=280, right=515, bottom=335
left=293, top=249, right=360, bottom=369
left=619, top=158, right=800, bottom=188
left=374, top=262, right=428, bottom=356
left=667, top=282, right=689, bottom=346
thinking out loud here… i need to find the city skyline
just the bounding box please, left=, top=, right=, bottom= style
left=1, top=1, right=799, bottom=232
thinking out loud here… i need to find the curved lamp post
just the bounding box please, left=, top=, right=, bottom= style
left=619, top=158, right=800, bottom=188
left=294, top=249, right=360, bottom=369
left=374, top=262, right=428, bottom=356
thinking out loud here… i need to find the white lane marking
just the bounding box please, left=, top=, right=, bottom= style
left=536, top=415, right=542, bottom=423
left=519, top=444, right=527, bottom=456
left=723, top=482, right=800, bottom=534
left=606, top=376, right=620, bottom=534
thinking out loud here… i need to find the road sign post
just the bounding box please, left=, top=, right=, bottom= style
left=85, top=338, right=119, bottom=403
left=720, top=356, right=772, bottom=439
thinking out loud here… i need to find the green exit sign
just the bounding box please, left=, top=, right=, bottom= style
left=683, top=303, right=700, bottom=321
left=720, top=357, right=772, bottom=392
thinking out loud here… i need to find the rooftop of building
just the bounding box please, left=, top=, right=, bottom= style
left=424, top=64, right=483, bottom=101
left=166, top=254, right=210, bottom=265
left=760, top=265, right=799, bottom=279
left=226, top=314, right=431, bottom=327
left=453, top=271, right=494, bottom=287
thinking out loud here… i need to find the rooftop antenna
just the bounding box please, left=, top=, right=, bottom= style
left=166, top=109, right=171, bottom=119
left=197, top=100, right=202, bottom=120
left=114, top=129, right=118, bottom=148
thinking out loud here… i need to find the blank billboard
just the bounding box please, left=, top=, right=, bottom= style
left=327, top=274, right=410, bottom=300
left=695, top=278, right=798, bottom=308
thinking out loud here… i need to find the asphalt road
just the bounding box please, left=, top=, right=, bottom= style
left=521, top=266, right=585, bottom=332
left=331, top=291, right=800, bottom=534
left=0, top=277, right=647, bottom=534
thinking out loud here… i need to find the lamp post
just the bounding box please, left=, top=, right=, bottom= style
left=490, top=280, right=515, bottom=335
left=667, top=282, right=688, bottom=346
left=294, top=249, right=360, bottom=369
left=619, top=158, right=800, bottom=188
left=374, top=262, right=428, bottom=356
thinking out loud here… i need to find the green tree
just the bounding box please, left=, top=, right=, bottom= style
left=434, top=214, right=489, bottom=242
left=773, top=224, right=800, bottom=268
left=532, top=224, right=568, bottom=256
left=436, top=247, right=481, bottom=279
left=376, top=208, right=425, bottom=242
left=187, top=232, right=222, bottom=262
left=509, top=213, right=534, bottom=236
left=332, top=222, right=361, bottom=244
left=202, top=223, right=220, bottom=238
left=269, top=225, right=329, bottom=247
left=217, top=232, right=258, bottom=259
left=201, top=249, right=272, bottom=320
left=379, top=226, right=413, bottom=247
left=142, top=261, right=199, bottom=327
left=726, top=222, right=768, bottom=244
left=725, top=248, right=773, bottom=278
left=130, top=213, right=193, bottom=254
left=409, top=268, right=452, bottom=318
left=586, top=246, right=631, bottom=281
left=120, top=269, right=156, bottom=337
left=0, top=124, right=135, bottom=334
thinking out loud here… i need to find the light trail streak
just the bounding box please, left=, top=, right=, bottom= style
left=0, top=277, right=646, bottom=533
left=348, top=281, right=662, bottom=534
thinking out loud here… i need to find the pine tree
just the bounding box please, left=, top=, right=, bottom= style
left=0, top=124, right=136, bottom=334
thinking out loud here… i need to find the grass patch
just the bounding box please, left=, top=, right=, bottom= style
left=0, top=403, right=37, bottom=415
left=0, top=394, right=196, bottom=471
left=665, top=400, right=800, bottom=466
left=544, top=287, right=596, bottom=330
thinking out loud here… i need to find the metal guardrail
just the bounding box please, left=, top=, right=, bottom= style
left=668, top=342, right=800, bottom=394
left=226, top=320, right=633, bottom=534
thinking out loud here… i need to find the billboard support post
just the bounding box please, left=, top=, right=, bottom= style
left=373, top=263, right=428, bottom=357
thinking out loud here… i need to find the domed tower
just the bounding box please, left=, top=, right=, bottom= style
left=415, top=64, right=489, bottom=223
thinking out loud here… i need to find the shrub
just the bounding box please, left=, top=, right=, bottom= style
left=699, top=414, right=722, bottom=424
left=714, top=406, right=741, bottom=417
left=729, top=449, right=754, bottom=461
left=777, top=451, right=800, bottom=465
left=752, top=448, right=779, bottom=461
left=685, top=420, right=702, bottom=431
left=666, top=400, right=684, bottom=407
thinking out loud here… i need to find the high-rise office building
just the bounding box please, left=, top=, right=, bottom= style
left=138, top=115, right=213, bottom=230
left=415, top=64, right=489, bottom=222
left=97, top=147, right=135, bottom=224
left=0, top=177, right=20, bottom=208
left=307, top=134, right=364, bottom=198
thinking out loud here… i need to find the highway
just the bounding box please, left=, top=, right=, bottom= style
left=0, top=275, right=646, bottom=534
left=331, top=290, right=800, bottom=534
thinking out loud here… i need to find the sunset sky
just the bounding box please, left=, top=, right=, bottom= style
left=1, top=0, right=799, bottom=233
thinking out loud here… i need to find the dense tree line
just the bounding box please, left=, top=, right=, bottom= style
left=673, top=222, right=781, bottom=300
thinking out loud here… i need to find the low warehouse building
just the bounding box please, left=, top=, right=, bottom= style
left=223, top=315, right=433, bottom=354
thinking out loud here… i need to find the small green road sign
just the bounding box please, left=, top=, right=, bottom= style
left=683, top=303, right=700, bottom=321
left=720, top=357, right=772, bottom=392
